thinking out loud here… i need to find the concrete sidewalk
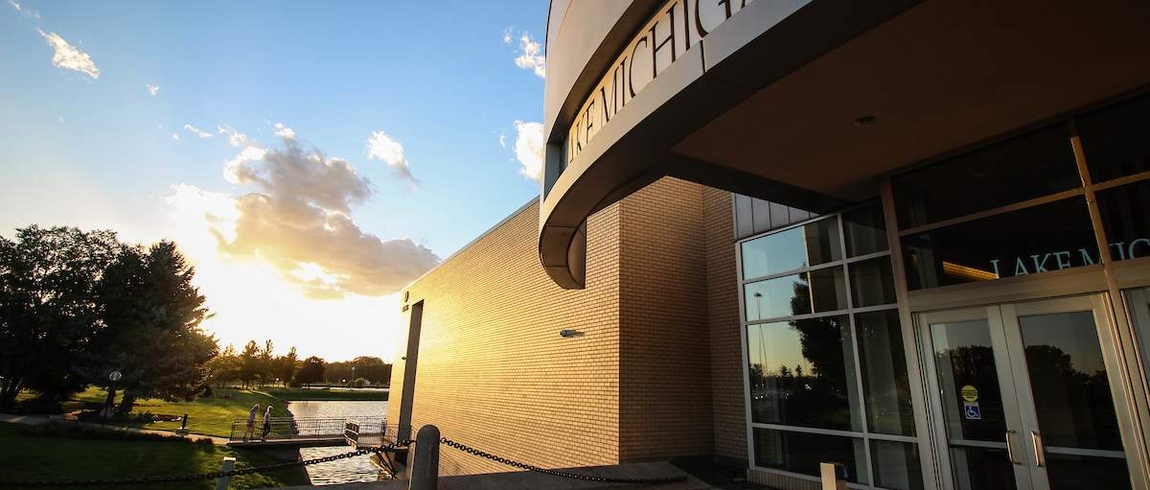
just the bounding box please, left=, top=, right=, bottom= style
left=0, top=412, right=229, bottom=444
left=271, top=462, right=714, bottom=490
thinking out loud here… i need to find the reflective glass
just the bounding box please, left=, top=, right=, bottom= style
left=809, top=267, right=848, bottom=313
left=1096, top=179, right=1150, bottom=261
left=741, top=226, right=806, bottom=279
left=1019, top=312, right=1123, bottom=451
left=948, top=447, right=1018, bottom=490
left=870, top=440, right=924, bottom=490
left=857, top=310, right=915, bottom=436
left=1045, top=453, right=1131, bottom=490
left=902, top=197, right=1098, bottom=290
left=744, top=274, right=811, bottom=321
left=753, top=429, right=868, bottom=484
left=1078, top=93, right=1150, bottom=183
left=844, top=204, right=888, bottom=257
left=893, top=123, right=1080, bottom=229
left=744, top=270, right=846, bottom=322
left=747, top=316, right=861, bottom=430
left=741, top=217, right=841, bottom=279
left=929, top=319, right=1008, bottom=442
left=849, top=257, right=896, bottom=307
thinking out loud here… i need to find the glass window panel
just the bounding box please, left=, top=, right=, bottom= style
left=850, top=257, right=897, bottom=307
left=753, top=429, right=868, bottom=484
left=1127, top=287, right=1150, bottom=395
left=741, top=226, right=806, bottom=279
left=858, top=310, right=915, bottom=436
left=744, top=274, right=812, bottom=321
left=1077, top=93, right=1150, bottom=183
left=1019, top=312, right=1123, bottom=451
left=844, top=203, right=888, bottom=257
left=747, top=316, right=862, bottom=431
left=741, top=217, right=842, bottom=279
left=1045, top=453, right=1131, bottom=490
left=804, top=217, right=842, bottom=265
left=870, top=440, right=924, bottom=490
left=929, top=319, right=1009, bottom=442
left=810, top=267, right=848, bottom=313
left=1096, top=179, right=1150, bottom=261
left=948, top=447, right=1018, bottom=490
left=745, top=271, right=847, bottom=321
left=892, top=123, right=1080, bottom=229
left=902, top=197, right=1099, bottom=290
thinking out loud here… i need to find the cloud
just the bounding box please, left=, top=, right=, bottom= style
left=513, top=120, right=544, bottom=182
left=502, top=26, right=513, bottom=44
left=38, top=30, right=99, bottom=79
left=223, top=146, right=268, bottom=184
left=171, top=132, right=180, bottom=140
left=514, top=32, right=545, bottom=78
left=217, top=124, right=247, bottom=147
left=498, top=131, right=507, bottom=149
left=8, top=0, right=40, bottom=19
left=179, top=138, right=439, bottom=298
left=273, top=123, right=295, bottom=139
left=147, top=84, right=159, bottom=96
left=366, top=130, right=417, bottom=185
left=184, top=124, right=212, bottom=139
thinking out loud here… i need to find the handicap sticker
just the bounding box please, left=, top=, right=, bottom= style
left=963, top=401, right=981, bottom=420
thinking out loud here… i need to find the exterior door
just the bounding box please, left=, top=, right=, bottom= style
left=919, top=295, right=1138, bottom=490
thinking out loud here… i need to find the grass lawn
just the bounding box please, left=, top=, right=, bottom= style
left=0, top=422, right=309, bottom=489
left=265, top=387, right=388, bottom=402
left=73, top=387, right=288, bottom=438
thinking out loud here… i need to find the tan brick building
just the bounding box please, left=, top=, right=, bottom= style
left=386, top=178, right=748, bottom=475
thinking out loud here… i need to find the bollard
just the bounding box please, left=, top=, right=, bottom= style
left=820, top=462, right=847, bottom=490
left=408, top=425, right=440, bottom=490
left=216, top=457, right=236, bottom=490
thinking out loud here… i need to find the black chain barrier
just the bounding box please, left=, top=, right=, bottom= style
left=440, top=437, right=689, bottom=485
left=0, top=440, right=413, bottom=488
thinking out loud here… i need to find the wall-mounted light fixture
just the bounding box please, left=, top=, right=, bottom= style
left=559, top=329, right=584, bottom=338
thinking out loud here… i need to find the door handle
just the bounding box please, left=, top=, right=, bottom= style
left=1031, top=431, right=1046, bottom=467
left=1005, top=430, right=1021, bottom=465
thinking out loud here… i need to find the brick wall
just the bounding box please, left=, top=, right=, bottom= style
left=703, top=187, right=748, bottom=463
left=386, top=178, right=747, bottom=475
left=617, top=178, right=714, bottom=461
left=387, top=199, right=623, bottom=476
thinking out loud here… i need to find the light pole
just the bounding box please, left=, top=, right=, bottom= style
left=104, top=370, right=122, bottom=424
left=753, top=292, right=763, bottom=320
left=351, top=366, right=356, bottom=387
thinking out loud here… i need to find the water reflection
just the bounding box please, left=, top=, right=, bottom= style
left=289, top=400, right=390, bottom=485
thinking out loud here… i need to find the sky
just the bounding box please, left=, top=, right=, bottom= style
left=0, top=0, right=550, bottom=363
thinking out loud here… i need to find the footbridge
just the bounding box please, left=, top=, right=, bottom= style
left=226, top=416, right=391, bottom=448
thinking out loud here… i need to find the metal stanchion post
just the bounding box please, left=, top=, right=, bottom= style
left=408, top=425, right=440, bottom=490
left=216, top=457, right=236, bottom=490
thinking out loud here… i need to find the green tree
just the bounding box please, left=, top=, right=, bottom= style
left=0, top=226, right=122, bottom=409
left=207, top=345, right=242, bottom=388
left=91, top=241, right=217, bottom=413
left=259, top=339, right=275, bottom=385
left=294, top=356, right=325, bottom=387
left=274, top=347, right=298, bottom=386
left=239, top=340, right=261, bottom=388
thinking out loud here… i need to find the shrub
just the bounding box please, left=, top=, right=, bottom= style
left=18, top=421, right=210, bottom=445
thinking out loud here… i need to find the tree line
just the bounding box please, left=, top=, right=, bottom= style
left=0, top=225, right=392, bottom=414
left=206, top=340, right=392, bottom=388
left=0, top=226, right=215, bottom=413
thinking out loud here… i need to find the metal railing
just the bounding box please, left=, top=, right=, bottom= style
left=227, top=416, right=386, bottom=442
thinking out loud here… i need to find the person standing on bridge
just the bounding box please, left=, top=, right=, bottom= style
left=243, top=404, right=259, bottom=442
left=260, top=405, right=273, bottom=441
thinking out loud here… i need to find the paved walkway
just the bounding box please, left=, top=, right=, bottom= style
left=0, top=413, right=229, bottom=444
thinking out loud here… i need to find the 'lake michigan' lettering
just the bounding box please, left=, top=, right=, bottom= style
left=989, top=238, right=1150, bottom=277
left=564, top=0, right=810, bottom=166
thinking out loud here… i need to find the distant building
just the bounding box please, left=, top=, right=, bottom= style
left=390, top=1, right=1150, bottom=488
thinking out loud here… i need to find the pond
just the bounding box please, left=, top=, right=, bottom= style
left=289, top=400, right=391, bottom=485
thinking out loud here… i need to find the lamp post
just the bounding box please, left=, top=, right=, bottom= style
left=104, top=370, right=122, bottom=424
left=351, top=366, right=356, bottom=387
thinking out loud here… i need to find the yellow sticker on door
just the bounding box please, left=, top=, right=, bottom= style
left=961, top=385, right=979, bottom=402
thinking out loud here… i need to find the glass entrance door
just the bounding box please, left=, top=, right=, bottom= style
left=919, top=295, right=1137, bottom=490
